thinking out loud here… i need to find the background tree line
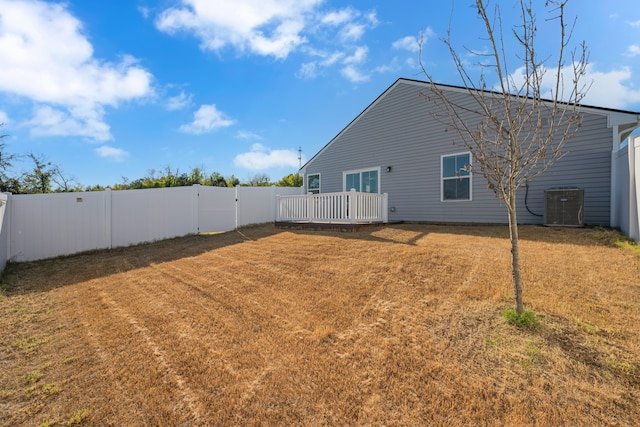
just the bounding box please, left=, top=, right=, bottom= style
left=0, top=127, right=302, bottom=194
left=86, top=168, right=302, bottom=192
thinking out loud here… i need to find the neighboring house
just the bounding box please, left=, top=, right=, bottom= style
left=300, top=78, right=640, bottom=234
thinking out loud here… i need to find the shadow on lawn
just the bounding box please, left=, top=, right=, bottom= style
left=1, top=225, right=286, bottom=295
left=292, top=222, right=624, bottom=248
left=1, top=223, right=626, bottom=296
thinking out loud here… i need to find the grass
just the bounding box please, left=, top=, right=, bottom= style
left=0, top=223, right=639, bottom=426
left=15, top=336, right=48, bottom=355
left=614, top=239, right=640, bottom=256
left=501, top=308, right=540, bottom=328
left=595, top=226, right=640, bottom=256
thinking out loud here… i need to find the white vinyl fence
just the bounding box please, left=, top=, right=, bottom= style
left=613, top=136, right=640, bottom=242
left=0, top=193, right=9, bottom=269
left=0, top=185, right=302, bottom=265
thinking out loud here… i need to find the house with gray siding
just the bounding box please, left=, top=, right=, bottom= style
left=299, top=78, right=640, bottom=231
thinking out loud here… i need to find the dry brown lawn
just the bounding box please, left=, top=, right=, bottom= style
left=0, top=223, right=639, bottom=426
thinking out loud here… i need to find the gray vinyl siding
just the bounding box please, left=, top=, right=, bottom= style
left=519, top=114, right=612, bottom=225
left=306, top=80, right=616, bottom=226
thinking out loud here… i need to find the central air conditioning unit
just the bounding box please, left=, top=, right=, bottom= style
left=544, top=188, right=584, bottom=227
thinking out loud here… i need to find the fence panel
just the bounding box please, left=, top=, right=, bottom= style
left=197, top=186, right=236, bottom=232
left=111, top=187, right=196, bottom=248
left=237, top=186, right=303, bottom=227
left=236, top=186, right=272, bottom=227
left=10, top=192, right=107, bottom=262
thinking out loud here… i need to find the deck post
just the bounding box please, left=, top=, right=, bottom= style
left=382, top=193, right=389, bottom=223
left=350, top=188, right=357, bottom=224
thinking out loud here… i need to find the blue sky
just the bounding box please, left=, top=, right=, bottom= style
left=0, top=0, right=639, bottom=188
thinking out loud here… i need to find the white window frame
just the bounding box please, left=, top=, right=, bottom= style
left=306, top=173, right=321, bottom=194
left=342, top=166, right=381, bottom=194
left=441, top=152, right=472, bottom=202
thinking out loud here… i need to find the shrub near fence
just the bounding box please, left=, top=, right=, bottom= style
left=0, top=185, right=303, bottom=265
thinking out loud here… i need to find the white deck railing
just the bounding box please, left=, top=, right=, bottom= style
left=276, top=189, right=388, bottom=224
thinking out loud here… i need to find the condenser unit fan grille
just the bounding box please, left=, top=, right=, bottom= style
left=544, top=188, right=584, bottom=227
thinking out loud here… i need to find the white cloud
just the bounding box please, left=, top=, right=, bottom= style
left=625, top=44, right=640, bottom=57
left=321, top=9, right=355, bottom=26
left=628, top=19, right=640, bottom=28
left=296, top=49, right=345, bottom=79
left=364, top=11, right=378, bottom=27
left=318, top=8, right=376, bottom=41
left=166, top=92, right=192, bottom=111
left=155, top=1, right=380, bottom=83
left=155, top=0, right=321, bottom=59
left=506, top=64, right=640, bottom=110
left=0, top=0, right=154, bottom=142
left=96, top=145, right=129, bottom=162
left=234, top=143, right=299, bottom=170
left=374, top=58, right=401, bottom=75
left=341, top=65, right=370, bottom=83
left=331, top=9, right=377, bottom=43
left=297, top=62, right=320, bottom=79
left=393, top=36, right=420, bottom=53
left=179, top=104, right=235, bottom=134
left=344, top=46, right=368, bottom=65
left=138, top=6, right=150, bottom=19
left=322, top=51, right=345, bottom=66
left=24, top=106, right=111, bottom=141
left=0, top=110, right=9, bottom=125
left=391, top=30, right=431, bottom=70
left=341, top=46, right=369, bottom=82
left=580, top=65, right=640, bottom=109
left=340, top=23, right=365, bottom=42
left=236, top=130, right=263, bottom=140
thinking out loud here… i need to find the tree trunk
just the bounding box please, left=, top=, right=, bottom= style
left=507, top=195, right=524, bottom=315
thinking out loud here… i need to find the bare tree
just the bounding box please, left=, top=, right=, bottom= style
left=0, top=124, right=21, bottom=188
left=420, top=0, right=589, bottom=315
left=0, top=124, right=17, bottom=170
left=22, top=153, right=54, bottom=194
left=247, top=173, right=271, bottom=186
left=51, top=165, right=80, bottom=192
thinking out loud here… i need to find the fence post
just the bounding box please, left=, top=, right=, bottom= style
left=4, top=193, right=11, bottom=266
left=382, top=193, right=389, bottom=223
left=350, top=188, right=357, bottom=224
left=235, top=185, right=239, bottom=230
left=276, top=195, right=281, bottom=222
left=105, top=188, right=112, bottom=249
left=192, top=184, right=200, bottom=234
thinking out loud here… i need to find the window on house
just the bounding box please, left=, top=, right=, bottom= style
left=344, top=168, right=379, bottom=193
left=442, top=152, right=471, bottom=201
left=307, top=173, right=320, bottom=194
